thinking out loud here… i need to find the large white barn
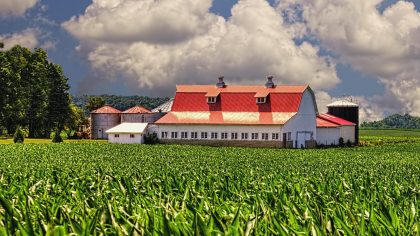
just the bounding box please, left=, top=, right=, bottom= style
left=152, top=77, right=357, bottom=148
left=154, top=77, right=321, bottom=148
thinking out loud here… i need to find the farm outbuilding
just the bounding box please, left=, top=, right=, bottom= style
left=106, top=123, right=148, bottom=144
left=316, top=113, right=356, bottom=145
left=90, top=104, right=167, bottom=140
left=327, top=100, right=359, bottom=144
left=90, top=105, right=121, bottom=139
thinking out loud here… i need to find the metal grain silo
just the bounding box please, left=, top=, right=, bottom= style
left=327, top=100, right=359, bottom=144
left=90, top=105, right=121, bottom=139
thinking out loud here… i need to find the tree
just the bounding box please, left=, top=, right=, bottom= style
left=85, top=96, right=105, bottom=111
left=24, top=49, right=50, bottom=137
left=67, top=103, right=88, bottom=132
left=46, top=63, right=71, bottom=137
left=0, top=45, right=74, bottom=137
left=0, top=46, right=31, bottom=134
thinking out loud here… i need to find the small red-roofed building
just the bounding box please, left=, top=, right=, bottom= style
left=316, top=113, right=356, bottom=145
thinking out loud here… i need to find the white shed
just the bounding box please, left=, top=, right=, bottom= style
left=316, top=113, right=356, bottom=145
left=106, top=123, right=148, bottom=144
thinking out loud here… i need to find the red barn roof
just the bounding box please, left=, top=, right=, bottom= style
left=317, top=113, right=355, bottom=126
left=156, top=84, right=311, bottom=125
left=316, top=117, right=340, bottom=128
left=123, top=106, right=151, bottom=114
left=91, top=105, right=121, bottom=114
left=156, top=111, right=297, bottom=125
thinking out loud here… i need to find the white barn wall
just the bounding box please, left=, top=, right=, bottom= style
left=340, top=126, right=355, bottom=143
left=155, top=124, right=283, bottom=141
left=316, top=128, right=340, bottom=145
left=283, top=89, right=317, bottom=148
left=108, top=134, right=143, bottom=144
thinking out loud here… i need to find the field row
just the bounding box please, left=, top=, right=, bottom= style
left=0, top=138, right=419, bottom=234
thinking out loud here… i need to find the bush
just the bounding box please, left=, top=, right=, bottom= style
left=52, top=129, right=64, bottom=143
left=346, top=140, right=352, bottom=147
left=13, top=127, right=25, bottom=143
left=144, top=132, right=158, bottom=144
left=338, top=137, right=344, bottom=147
left=50, top=130, right=68, bottom=140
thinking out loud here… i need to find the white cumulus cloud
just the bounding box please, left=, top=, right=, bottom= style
left=0, top=0, right=38, bottom=17
left=63, top=0, right=339, bottom=98
left=0, top=28, right=39, bottom=50
left=278, top=0, right=420, bottom=120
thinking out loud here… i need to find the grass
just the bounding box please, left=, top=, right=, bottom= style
left=360, top=128, right=420, bottom=137
left=0, top=138, right=107, bottom=144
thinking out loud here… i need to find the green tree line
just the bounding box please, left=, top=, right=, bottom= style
left=0, top=44, right=74, bottom=138
left=361, top=114, right=420, bottom=129
left=73, top=95, right=170, bottom=113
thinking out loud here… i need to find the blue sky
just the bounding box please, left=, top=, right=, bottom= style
left=0, top=0, right=419, bottom=120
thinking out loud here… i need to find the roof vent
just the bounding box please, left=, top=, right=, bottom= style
left=265, top=76, right=275, bottom=88
left=216, top=76, right=225, bottom=88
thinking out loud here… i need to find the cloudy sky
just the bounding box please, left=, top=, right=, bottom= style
left=0, top=0, right=419, bottom=121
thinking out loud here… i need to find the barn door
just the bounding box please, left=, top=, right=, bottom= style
left=297, top=133, right=304, bottom=148
left=98, top=129, right=103, bottom=139
left=282, top=133, right=287, bottom=147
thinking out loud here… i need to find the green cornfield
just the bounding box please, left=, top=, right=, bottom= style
left=0, top=136, right=419, bottom=235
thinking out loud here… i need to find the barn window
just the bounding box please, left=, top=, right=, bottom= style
left=272, top=133, right=279, bottom=140
left=262, top=133, right=269, bottom=140
left=241, top=133, right=248, bottom=140
left=251, top=133, right=259, bottom=140
left=201, top=132, right=208, bottom=139
left=287, top=132, right=291, bottom=141
left=256, top=97, right=266, bottom=104
left=141, top=115, right=145, bottom=123
left=114, top=134, right=119, bottom=138
left=211, top=132, right=218, bottom=139
left=171, top=132, right=178, bottom=139
left=161, top=132, right=168, bottom=139
left=181, top=132, right=188, bottom=139
left=130, top=134, right=135, bottom=138
left=191, top=132, right=198, bottom=139
left=207, top=97, right=217, bottom=103
left=221, top=132, right=228, bottom=139
left=231, top=132, right=238, bottom=140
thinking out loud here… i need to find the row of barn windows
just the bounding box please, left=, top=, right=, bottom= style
left=114, top=134, right=136, bottom=138
left=161, top=131, right=285, bottom=140
left=207, top=97, right=267, bottom=104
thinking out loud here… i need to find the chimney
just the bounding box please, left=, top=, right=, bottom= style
left=216, top=76, right=225, bottom=88
left=265, top=76, right=275, bottom=88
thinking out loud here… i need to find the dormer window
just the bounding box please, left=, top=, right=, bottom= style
left=207, top=97, right=217, bottom=103
left=256, top=97, right=266, bottom=104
